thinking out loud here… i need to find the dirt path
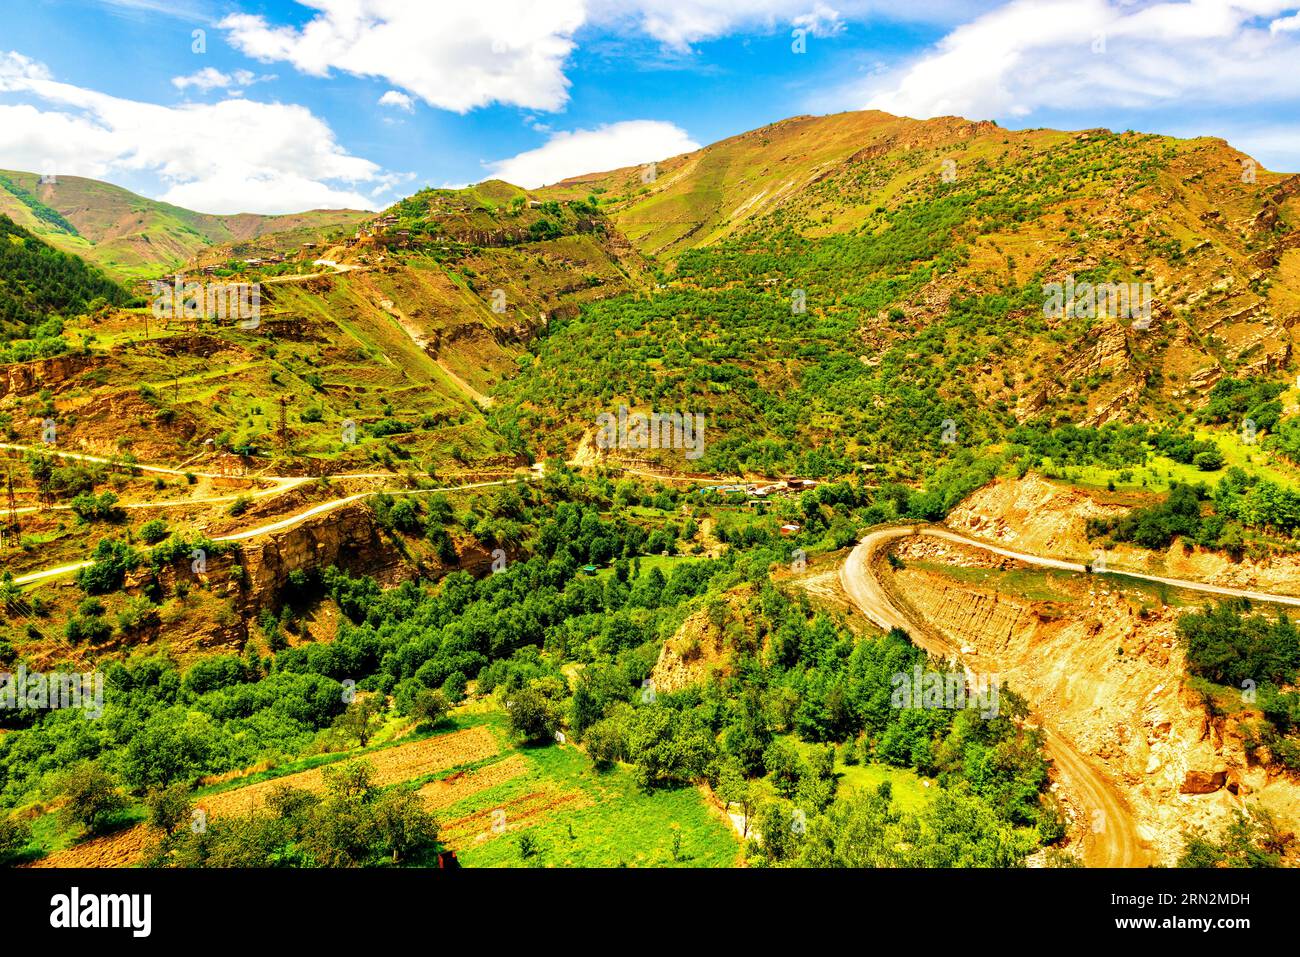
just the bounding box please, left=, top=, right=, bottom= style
left=11, top=473, right=533, bottom=586
left=375, top=297, right=494, bottom=408
left=921, top=526, right=1300, bottom=608
left=840, top=525, right=1151, bottom=867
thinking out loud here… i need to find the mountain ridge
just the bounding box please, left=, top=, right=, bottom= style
left=0, top=169, right=369, bottom=283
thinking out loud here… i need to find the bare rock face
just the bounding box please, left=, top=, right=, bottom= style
left=239, top=501, right=408, bottom=609
left=1180, top=770, right=1228, bottom=794
left=0, top=352, right=103, bottom=400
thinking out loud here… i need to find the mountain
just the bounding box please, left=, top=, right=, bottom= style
left=6, top=110, right=1300, bottom=875
left=0, top=169, right=369, bottom=283
left=514, top=110, right=1300, bottom=478
left=0, top=180, right=648, bottom=474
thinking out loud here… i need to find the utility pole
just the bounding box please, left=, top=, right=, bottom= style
left=278, top=395, right=293, bottom=447
left=4, top=469, right=18, bottom=549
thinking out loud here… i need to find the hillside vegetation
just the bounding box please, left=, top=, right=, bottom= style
left=514, top=112, right=1299, bottom=490
left=0, top=169, right=368, bottom=282
left=0, top=214, right=128, bottom=358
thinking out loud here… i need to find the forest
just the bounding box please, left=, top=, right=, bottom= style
left=0, top=214, right=127, bottom=352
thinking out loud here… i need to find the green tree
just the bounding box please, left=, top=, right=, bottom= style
left=60, top=761, right=127, bottom=834
left=505, top=686, right=559, bottom=744
left=371, top=788, right=439, bottom=864
left=334, top=695, right=386, bottom=748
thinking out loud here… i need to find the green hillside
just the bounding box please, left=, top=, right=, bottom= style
left=513, top=112, right=1300, bottom=487
left=0, top=169, right=368, bottom=283
left=0, top=213, right=128, bottom=356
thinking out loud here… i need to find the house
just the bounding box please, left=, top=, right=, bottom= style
left=581, top=564, right=599, bottom=576
left=779, top=523, right=802, bottom=536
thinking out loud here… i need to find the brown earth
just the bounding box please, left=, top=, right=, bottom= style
left=439, top=787, right=591, bottom=849
left=417, top=754, right=529, bottom=811
left=28, top=726, right=501, bottom=868
left=949, top=472, right=1300, bottom=598
left=890, top=533, right=1300, bottom=865
left=197, top=725, right=500, bottom=818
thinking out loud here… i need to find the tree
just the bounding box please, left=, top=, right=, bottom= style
left=409, top=688, right=451, bottom=729
left=305, top=762, right=378, bottom=867
left=755, top=801, right=798, bottom=862
left=715, top=757, right=756, bottom=837
left=334, top=695, right=386, bottom=748
left=506, top=686, right=558, bottom=744
left=584, top=715, right=626, bottom=768
left=0, top=814, right=30, bottom=863
left=371, top=788, right=439, bottom=864
left=625, top=706, right=716, bottom=789
left=144, top=784, right=193, bottom=836
left=60, top=761, right=127, bottom=834
left=763, top=739, right=806, bottom=798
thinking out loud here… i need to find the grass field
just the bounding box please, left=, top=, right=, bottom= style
left=834, top=762, right=933, bottom=813
left=436, top=722, right=739, bottom=868
left=1046, top=425, right=1300, bottom=495
left=776, top=734, right=934, bottom=814
left=591, top=553, right=691, bottom=581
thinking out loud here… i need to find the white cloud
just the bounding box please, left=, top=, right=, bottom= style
left=590, top=0, right=979, bottom=50
left=378, top=90, right=414, bottom=112
left=97, top=0, right=210, bottom=19
left=1271, top=10, right=1300, bottom=31
left=217, top=0, right=977, bottom=114
left=220, top=0, right=586, bottom=113
left=171, top=67, right=265, bottom=92
left=793, top=3, right=847, bottom=37
left=484, top=120, right=701, bottom=188
left=0, top=51, right=384, bottom=214
left=860, top=0, right=1300, bottom=121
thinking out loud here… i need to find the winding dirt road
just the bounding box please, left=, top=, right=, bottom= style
left=840, top=526, right=1153, bottom=867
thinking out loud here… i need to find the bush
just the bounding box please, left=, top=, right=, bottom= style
left=71, top=490, right=122, bottom=522
left=138, top=519, right=170, bottom=544
left=1193, top=449, right=1225, bottom=471
left=0, top=814, right=30, bottom=863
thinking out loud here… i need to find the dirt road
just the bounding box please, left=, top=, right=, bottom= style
left=840, top=525, right=1150, bottom=867
left=9, top=463, right=534, bottom=587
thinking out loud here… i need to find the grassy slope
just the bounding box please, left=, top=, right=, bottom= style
left=516, top=110, right=1300, bottom=480
left=0, top=169, right=367, bottom=283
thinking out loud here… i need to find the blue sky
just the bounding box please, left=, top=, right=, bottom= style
left=1, top=0, right=1298, bottom=214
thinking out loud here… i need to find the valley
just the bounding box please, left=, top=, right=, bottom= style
left=2, top=108, right=1300, bottom=873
